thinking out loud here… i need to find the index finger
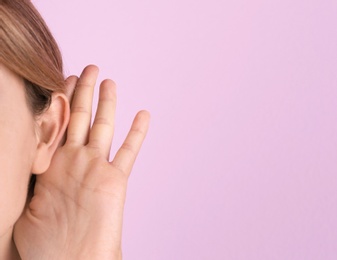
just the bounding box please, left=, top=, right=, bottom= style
left=66, top=65, right=99, bottom=145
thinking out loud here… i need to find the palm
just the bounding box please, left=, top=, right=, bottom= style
left=13, top=65, right=150, bottom=259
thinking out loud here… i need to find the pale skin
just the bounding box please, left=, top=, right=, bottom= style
left=0, top=64, right=150, bottom=259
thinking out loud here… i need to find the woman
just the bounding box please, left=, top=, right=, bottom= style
left=0, top=0, right=150, bottom=259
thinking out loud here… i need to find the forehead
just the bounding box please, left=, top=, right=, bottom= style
left=0, top=62, right=24, bottom=87
left=0, top=63, right=28, bottom=111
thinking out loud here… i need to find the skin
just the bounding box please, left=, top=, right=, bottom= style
left=0, top=64, right=150, bottom=259
left=0, top=63, right=38, bottom=259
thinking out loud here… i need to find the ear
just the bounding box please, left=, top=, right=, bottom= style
left=31, top=92, right=70, bottom=174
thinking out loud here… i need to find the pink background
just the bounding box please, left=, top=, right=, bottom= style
left=34, top=0, right=337, bottom=259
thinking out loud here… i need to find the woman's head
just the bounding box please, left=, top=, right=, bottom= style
left=0, top=0, right=71, bottom=239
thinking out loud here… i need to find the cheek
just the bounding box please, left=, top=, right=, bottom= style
left=0, top=119, right=37, bottom=236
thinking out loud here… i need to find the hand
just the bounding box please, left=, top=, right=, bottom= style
left=13, top=65, right=150, bottom=259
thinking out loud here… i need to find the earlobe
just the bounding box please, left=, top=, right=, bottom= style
left=31, top=143, right=51, bottom=174
left=31, top=92, right=70, bottom=174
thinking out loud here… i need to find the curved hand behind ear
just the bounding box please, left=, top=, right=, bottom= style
left=14, top=65, right=150, bottom=259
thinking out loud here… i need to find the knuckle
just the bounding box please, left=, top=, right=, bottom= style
left=120, top=142, right=137, bottom=158
left=76, top=82, right=92, bottom=88
left=94, top=117, right=113, bottom=126
left=110, top=161, right=128, bottom=176
left=71, top=106, right=90, bottom=114
left=130, top=127, right=146, bottom=137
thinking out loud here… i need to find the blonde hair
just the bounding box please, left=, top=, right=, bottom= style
left=0, top=0, right=65, bottom=114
